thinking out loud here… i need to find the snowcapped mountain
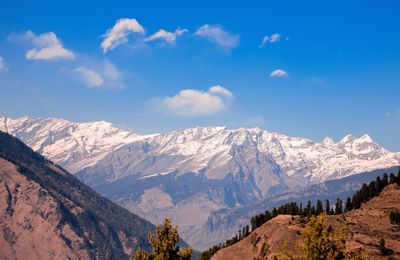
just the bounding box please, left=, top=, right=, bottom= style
left=78, top=125, right=399, bottom=189
left=1, top=114, right=399, bottom=249
left=0, top=115, right=155, bottom=172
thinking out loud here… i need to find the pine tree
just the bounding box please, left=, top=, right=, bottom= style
left=325, top=199, right=330, bottom=215
left=316, top=200, right=323, bottom=215
left=368, top=181, right=376, bottom=199
left=245, top=225, right=250, bottom=237
left=335, top=198, right=343, bottom=214
left=306, top=200, right=313, bottom=217
left=376, top=176, right=384, bottom=193
left=345, top=197, right=353, bottom=212
left=382, top=173, right=389, bottom=187
left=389, top=173, right=396, bottom=184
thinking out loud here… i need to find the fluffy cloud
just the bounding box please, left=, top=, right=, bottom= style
left=0, top=56, right=5, bottom=72
left=159, top=85, right=234, bottom=116
left=194, top=24, right=239, bottom=49
left=71, top=60, right=124, bottom=89
left=259, top=33, right=281, bottom=48
left=24, top=31, right=75, bottom=60
left=73, top=67, right=104, bottom=87
left=145, top=27, right=188, bottom=44
left=270, top=69, right=288, bottom=77
left=101, top=18, right=145, bottom=53
left=209, top=85, right=234, bottom=97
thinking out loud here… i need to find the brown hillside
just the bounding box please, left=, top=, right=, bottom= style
left=212, top=184, right=400, bottom=260
left=0, top=158, right=90, bottom=259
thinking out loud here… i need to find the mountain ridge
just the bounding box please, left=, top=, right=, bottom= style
left=212, top=183, right=400, bottom=259
left=2, top=114, right=400, bottom=250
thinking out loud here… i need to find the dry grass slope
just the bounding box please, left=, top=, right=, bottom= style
left=212, top=184, right=400, bottom=259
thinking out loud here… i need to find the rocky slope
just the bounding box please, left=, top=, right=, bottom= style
left=0, top=158, right=91, bottom=260
left=212, top=184, right=400, bottom=259
left=189, top=166, right=399, bottom=249
left=2, top=114, right=400, bottom=250
left=0, top=131, right=156, bottom=259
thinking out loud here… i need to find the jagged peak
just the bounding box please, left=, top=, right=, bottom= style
left=358, top=134, right=374, bottom=143
left=340, top=134, right=356, bottom=143
left=322, top=136, right=335, bottom=145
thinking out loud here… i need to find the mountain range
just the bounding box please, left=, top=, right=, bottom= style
left=1, top=114, right=399, bottom=249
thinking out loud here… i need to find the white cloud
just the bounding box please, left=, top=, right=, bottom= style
left=101, top=18, right=145, bottom=53
left=73, top=67, right=104, bottom=87
left=145, top=27, right=188, bottom=44
left=259, top=33, right=281, bottom=48
left=159, top=85, right=234, bottom=116
left=71, top=60, right=124, bottom=89
left=102, top=60, right=121, bottom=81
left=24, top=31, right=75, bottom=60
left=0, top=56, right=5, bottom=72
left=270, top=69, right=288, bottom=78
left=194, top=24, right=239, bottom=49
left=209, top=85, right=234, bottom=97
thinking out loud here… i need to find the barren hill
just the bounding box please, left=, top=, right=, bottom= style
left=0, top=131, right=156, bottom=259
left=212, top=184, right=400, bottom=259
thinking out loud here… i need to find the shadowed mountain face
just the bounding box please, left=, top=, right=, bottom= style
left=2, top=115, right=400, bottom=250
left=0, top=131, right=156, bottom=259
left=212, top=184, right=400, bottom=260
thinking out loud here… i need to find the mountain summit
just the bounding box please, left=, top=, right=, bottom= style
left=1, top=115, right=399, bottom=249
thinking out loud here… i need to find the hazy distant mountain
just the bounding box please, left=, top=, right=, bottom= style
left=1, top=114, right=400, bottom=249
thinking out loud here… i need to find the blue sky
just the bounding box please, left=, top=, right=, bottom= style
left=0, top=0, right=399, bottom=150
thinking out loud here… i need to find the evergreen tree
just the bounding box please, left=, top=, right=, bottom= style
left=368, top=181, right=376, bottom=199
left=379, top=238, right=393, bottom=256
left=325, top=199, right=330, bottom=215
left=306, top=201, right=313, bottom=217
left=316, top=200, right=323, bottom=215
left=345, top=197, right=353, bottom=212
left=389, top=173, right=396, bottom=184
left=376, top=176, right=384, bottom=193
left=335, top=198, right=343, bottom=214
left=397, top=169, right=400, bottom=186
left=245, top=225, right=250, bottom=237
left=382, top=173, right=389, bottom=187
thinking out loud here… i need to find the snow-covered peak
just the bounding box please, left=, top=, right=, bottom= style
left=322, top=137, right=335, bottom=146
left=358, top=134, right=374, bottom=143
left=1, top=114, right=398, bottom=184
left=0, top=114, right=154, bottom=172
left=340, top=134, right=356, bottom=144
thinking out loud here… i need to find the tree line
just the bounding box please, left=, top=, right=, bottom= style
left=199, top=169, right=400, bottom=260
